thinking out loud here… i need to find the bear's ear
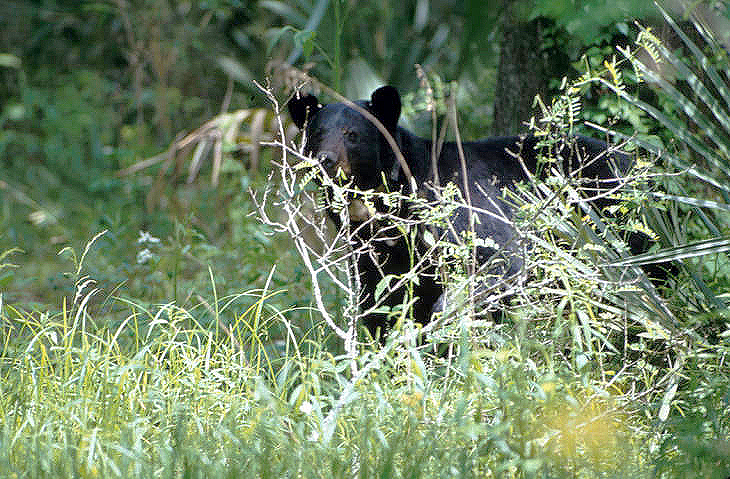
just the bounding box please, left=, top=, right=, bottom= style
left=370, top=86, right=401, bottom=132
left=287, top=93, right=321, bottom=129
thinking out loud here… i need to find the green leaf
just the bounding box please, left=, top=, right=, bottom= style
left=607, top=236, right=730, bottom=267
left=374, top=275, right=395, bottom=302
left=293, top=30, right=317, bottom=61
left=0, top=53, right=21, bottom=69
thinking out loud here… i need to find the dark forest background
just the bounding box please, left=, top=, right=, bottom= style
left=0, top=0, right=676, bottom=305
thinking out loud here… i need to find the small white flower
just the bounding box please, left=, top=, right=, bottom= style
left=137, top=231, right=160, bottom=244
left=299, top=401, right=313, bottom=415
left=136, top=248, right=154, bottom=264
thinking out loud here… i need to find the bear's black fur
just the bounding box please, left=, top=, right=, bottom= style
left=288, top=86, right=659, bottom=338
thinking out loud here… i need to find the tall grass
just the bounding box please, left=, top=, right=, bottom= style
left=2, top=235, right=703, bottom=478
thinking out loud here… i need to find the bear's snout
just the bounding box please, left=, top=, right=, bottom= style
left=317, top=151, right=338, bottom=172
left=316, top=150, right=350, bottom=176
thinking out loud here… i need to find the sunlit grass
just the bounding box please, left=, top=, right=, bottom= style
left=1, top=223, right=728, bottom=479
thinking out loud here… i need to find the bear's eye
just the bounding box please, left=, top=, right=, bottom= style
left=345, top=130, right=358, bottom=142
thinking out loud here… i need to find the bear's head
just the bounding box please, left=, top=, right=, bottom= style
left=287, top=86, right=402, bottom=190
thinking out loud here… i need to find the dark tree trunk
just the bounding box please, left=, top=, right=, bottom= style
left=493, top=1, right=556, bottom=136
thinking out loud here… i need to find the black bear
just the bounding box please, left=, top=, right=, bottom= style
left=288, top=86, right=654, bottom=338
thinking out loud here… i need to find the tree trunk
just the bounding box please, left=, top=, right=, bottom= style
left=493, top=1, right=553, bottom=136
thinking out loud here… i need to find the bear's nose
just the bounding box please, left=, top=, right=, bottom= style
left=317, top=151, right=338, bottom=173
